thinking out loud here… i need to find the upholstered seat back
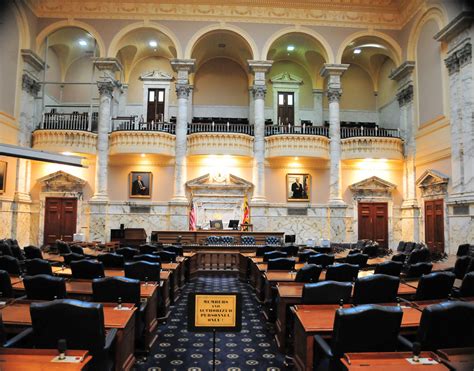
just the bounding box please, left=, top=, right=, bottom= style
left=396, top=241, right=406, bottom=252
left=298, top=250, right=317, bottom=263
left=263, top=251, right=287, bottom=262
left=124, top=261, right=161, bottom=281
left=460, top=272, right=474, bottom=297
left=374, top=261, right=403, bottom=277
left=307, top=253, right=335, bottom=268
left=302, top=281, right=352, bottom=304
left=92, top=276, right=140, bottom=305
left=267, top=257, right=295, bottom=271
left=453, top=256, right=472, bottom=279
left=156, top=251, right=176, bottom=263
left=345, top=253, right=369, bottom=268
left=0, top=270, right=13, bottom=298
left=407, top=248, right=430, bottom=265
left=164, top=245, right=183, bottom=256
left=281, top=245, right=299, bottom=257
left=62, top=253, right=86, bottom=266
left=295, top=264, right=323, bottom=283
left=256, top=245, right=275, bottom=257
left=405, top=262, right=433, bottom=279
left=0, top=256, right=21, bottom=275
left=133, top=254, right=161, bottom=263
left=24, top=245, right=43, bottom=260
left=353, top=274, right=400, bottom=304
left=70, top=260, right=105, bottom=279
left=325, top=263, right=359, bottom=282
left=56, top=240, right=71, bottom=255
left=24, top=274, right=66, bottom=300
left=25, top=258, right=53, bottom=276
left=415, top=271, right=455, bottom=301
left=97, top=253, right=124, bottom=269
left=139, top=244, right=157, bottom=255
left=115, top=247, right=139, bottom=260
left=70, top=245, right=85, bottom=255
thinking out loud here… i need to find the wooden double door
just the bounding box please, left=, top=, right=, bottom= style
left=44, top=197, right=77, bottom=245
left=424, top=199, right=444, bottom=253
left=358, top=202, right=388, bottom=248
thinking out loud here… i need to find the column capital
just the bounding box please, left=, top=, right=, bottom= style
left=445, top=53, right=460, bottom=75
left=389, top=61, right=415, bottom=82
left=319, top=64, right=349, bottom=78
left=396, top=84, right=414, bottom=106
left=252, top=85, right=267, bottom=99
left=22, top=73, right=41, bottom=97
left=457, top=42, right=472, bottom=68
left=97, top=81, right=114, bottom=97
left=327, top=89, right=342, bottom=103
left=176, top=83, right=191, bottom=99
left=248, top=60, right=273, bottom=73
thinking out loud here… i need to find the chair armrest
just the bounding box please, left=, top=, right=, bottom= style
left=104, top=328, right=118, bottom=352
left=397, top=334, right=414, bottom=350
left=3, top=327, right=33, bottom=348
left=314, top=335, right=333, bottom=358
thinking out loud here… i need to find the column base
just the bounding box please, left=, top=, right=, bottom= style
left=328, top=198, right=346, bottom=207
left=13, top=192, right=32, bottom=203
left=170, top=195, right=189, bottom=204
left=401, top=199, right=418, bottom=209
left=250, top=195, right=267, bottom=204
left=90, top=194, right=109, bottom=203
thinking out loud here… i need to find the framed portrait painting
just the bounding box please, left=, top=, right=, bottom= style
left=0, top=161, right=6, bottom=194
left=287, top=173, right=310, bottom=202
left=129, top=171, right=152, bottom=198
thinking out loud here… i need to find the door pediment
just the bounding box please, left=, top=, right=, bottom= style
left=416, top=169, right=449, bottom=197
left=139, top=70, right=173, bottom=82
left=349, top=176, right=396, bottom=198
left=38, top=171, right=85, bottom=193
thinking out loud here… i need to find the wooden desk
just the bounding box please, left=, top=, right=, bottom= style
left=151, top=230, right=284, bottom=245
left=293, top=304, right=422, bottom=371
left=12, top=279, right=159, bottom=350
left=238, top=253, right=255, bottom=282
left=0, top=348, right=92, bottom=371
left=0, top=301, right=136, bottom=371
left=341, top=352, right=448, bottom=371
left=437, top=347, right=474, bottom=371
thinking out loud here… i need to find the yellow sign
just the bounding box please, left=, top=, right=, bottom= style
left=194, top=294, right=237, bottom=327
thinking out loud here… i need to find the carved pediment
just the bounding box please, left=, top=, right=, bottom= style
left=350, top=176, right=396, bottom=198
left=186, top=173, right=253, bottom=191
left=416, top=169, right=449, bottom=197
left=270, top=72, right=303, bottom=85
left=139, top=70, right=173, bottom=82
left=38, top=170, right=85, bottom=192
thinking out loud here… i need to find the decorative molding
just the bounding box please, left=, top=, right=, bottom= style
left=37, top=170, right=86, bottom=193
left=327, top=89, right=342, bottom=103
left=388, top=60, right=415, bottom=82
left=21, top=49, right=45, bottom=72
left=187, top=173, right=253, bottom=191
left=21, top=73, right=41, bottom=96
left=139, top=70, right=173, bottom=82
left=349, top=176, right=396, bottom=198
left=396, top=84, right=413, bottom=106
left=341, top=137, right=403, bottom=160
left=252, top=85, right=267, bottom=99
left=457, top=42, right=472, bottom=68
left=109, top=131, right=175, bottom=156
left=416, top=169, right=449, bottom=198
left=265, top=135, right=330, bottom=159
left=32, top=130, right=98, bottom=155
left=434, top=11, right=474, bottom=43
left=97, top=81, right=114, bottom=97
left=175, top=84, right=191, bottom=99
left=270, top=72, right=303, bottom=85
left=187, top=133, right=254, bottom=157
left=93, top=57, right=123, bottom=72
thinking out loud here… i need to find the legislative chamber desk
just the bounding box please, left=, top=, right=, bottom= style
left=12, top=279, right=159, bottom=350
left=0, top=349, right=92, bottom=371
left=341, top=352, right=449, bottom=371
left=152, top=230, right=284, bottom=245
left=436, top=347, right=474, bottom=371
left=0, top=301, right=136, bottom=371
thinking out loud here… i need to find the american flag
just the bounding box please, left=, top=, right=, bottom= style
left=189, top=201, right=197, bottom=231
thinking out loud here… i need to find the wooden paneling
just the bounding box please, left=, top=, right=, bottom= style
left=358, top=202, right=388, bottom=248
left=44, top=198, right=77, bottom=245
left=425, top=199, right=444, bottom=253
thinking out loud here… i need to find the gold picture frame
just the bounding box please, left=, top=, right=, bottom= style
left=129, top=171, right=152, bottom=198
left=0, top=161, right=6, bottom=194
left=286, top=173, right=310, bottom=202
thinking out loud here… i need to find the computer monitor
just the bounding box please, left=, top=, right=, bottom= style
left=210, top=220, right=223, bottom=230
left=285, top=234, right=296, bottom=244
left=228, top=220, right=239, bottom=230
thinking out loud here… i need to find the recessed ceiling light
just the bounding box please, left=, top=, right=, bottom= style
left=149, top=40, right=158, bottom=48
left=78, top=40, right=87, bottom=46
left=353, top=48, right=362, bottom=54
left=141, top=153, right=146, bottom=158
left=287, top=45, right=295, bottom=51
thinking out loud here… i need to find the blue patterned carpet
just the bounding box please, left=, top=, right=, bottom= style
left=135, top=274, right=286, bottom=371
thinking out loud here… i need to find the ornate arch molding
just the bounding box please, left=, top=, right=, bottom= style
left=35, top=20, right=106, bottom=58
left=336, top=30, right=402, bottom=66
left=262, top=26, right=334, bottom=64
left=11, top=1, right=31, bottom=50
left=185, top=24, right=259, bottom=60
left=349, top=176, right=397, bottom=200
left=416, top=169, right=449, bottom=199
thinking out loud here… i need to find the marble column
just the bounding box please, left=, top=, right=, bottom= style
left=389, top=61, right=420, bottom=242
left=187, top=85, right=194, bottom=122
left=248, top=60, right=272, bottom=203
left=171, top=59, right=195, bottom=202
left=321, top=64, right=349, bottom=205
left=248, top=87, right=255, bottom=125
left=312, top=89, right=324, bottom=125
left=118, top=83, right=128, bottom=117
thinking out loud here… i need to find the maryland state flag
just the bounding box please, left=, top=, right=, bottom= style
left=241, top=196, right=250, bottom=231
left=189, top=201, right=197, bottom=231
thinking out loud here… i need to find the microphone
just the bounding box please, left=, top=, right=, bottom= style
left=58, top=339, right=67, bottom=360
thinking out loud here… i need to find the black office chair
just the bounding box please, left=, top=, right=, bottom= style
left=281, top=245, right=299, bottom=257
left=414, top=271, right=455, bottom=301
left=396, top=241, right=406, bottom=253
left=263, top=251, right=287, bottom=262
left=325, top=263, right=359, bottom=282
left=256, top=245, right=275, bottom=257
left=298, top=249, right=317, bottom=263
left=406, top=248, right=430, bottom=265
left=10, top=243, right=25, bottom=261
left=97, top=253, right=124, bottom=269
left=404, top=242, right=416, bottom=254
left=124, top=261, right=160, bottom=282
left=155, top=251, right=176, bottom=263
left=398, top=301, right=474, bottom=351
left=267, top=257, right=295, bottom=271
left=70, top=245, right=85, bottom=256
left=450, top=256, right=472, bottom=280
left=458, top=272, right=474, bottom=297
left=362, top=244, right=378, bottom=258
left=404, top=262, right=433, bottom=279
left=345, top=253, right=369, bottom=268
left=314, top=246, right=332, bottom=254
left=115, top=247, right=139, bottom=261
left=23, top=274, right=67, bottom=300
left=139, top=244, right=157, bottom=255
left=56, top=240, right=71, bottom=255
left=314, top=304, right=403, bottom=371
left=352, top=274, right=400, bottom=304
left=30, top=299, right=117, bottom=370
left=0, top=270, right=13, bottom=298
left=23, top=245, right=43, bottom=260
left=391, top=254, right=406, bottom=263
left=25, top=259, right=53, bottom=276
left=374, top=261, right=403, bottom=277
left=164, top=245, right=183, bottom=256
left=0, top=241, right=13, bottom=257
left=456, top=243, right=471, bottom=257
left=133, top=254, right=161, bottom=263
left=70, top=260, right=105, bottom=279
left=62, top=253, right=86, bottom=266
left=295, top=264, right=323, bottom=283
left=302, top=281, right=352, bottom=305
left=307, top=253, right=335, bottom=268
left=0, top=256, right=21, bottom=275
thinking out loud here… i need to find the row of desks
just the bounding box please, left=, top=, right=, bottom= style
left=0, top=348, right=92, bottom=370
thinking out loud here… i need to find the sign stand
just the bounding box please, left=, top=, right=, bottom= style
left=212, top=328, right=216, bottom=371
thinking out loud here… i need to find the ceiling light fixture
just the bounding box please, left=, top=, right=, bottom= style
left=78, top=40, right=87, bottom=46
left=287, top=45, right=295, bottom=51
left=149, top=40, right=158, bottom=48
left=141, top=153, right=146, bottom=158
left=353, top=48, right=362, bottom=54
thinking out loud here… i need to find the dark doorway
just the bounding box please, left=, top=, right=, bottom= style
left=277, top=92, right=294, bottom=125
left=44, top=197, right=78, bottom=245
left=424, top=199, right=444, bottom=253
left=146, top=88, right=165, bottom=123
left=358, top=202, right=389, bottom=249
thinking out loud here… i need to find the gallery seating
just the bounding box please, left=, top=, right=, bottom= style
left=295, top=264, right=323, bottom=283
left=325, top=263, right=359, bottom=282
left=25, top=258, right=53, bottom=276
left=23, top=274, right=67, bottom=300
left=352, top=274, right=400, bottom=304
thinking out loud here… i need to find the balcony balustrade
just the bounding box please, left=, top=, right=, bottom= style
left=341, top=127, right=400, bottom=139
left=41, top=112, right=96, bottom=131
left=187, top=122, right=254, bottom=135
left=265, top=125, right=329, bottom=137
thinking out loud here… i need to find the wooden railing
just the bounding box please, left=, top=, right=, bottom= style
left=41, top=112, right=95, bottom=131
left=187, top=122, right=254, bottom=135
left=341, top=127, right=400, bottom=139
left=265, top=125, right=329, bottom=137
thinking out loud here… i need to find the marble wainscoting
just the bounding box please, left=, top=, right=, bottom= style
left=447, top=205, right=474, bottom=255
left=0, top=198, right=14, bottom=241
left=6, top=199, right=34, bottom=247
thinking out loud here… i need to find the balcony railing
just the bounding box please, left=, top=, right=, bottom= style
left=265, top=125, right=329, bottom=137
left=40, top=112, right=95, bottom=131
left=111, top=117, right=176, bottom=134
left=187, top=122, right=254, bottom=135
left=341, top=127, right=400, bottom=139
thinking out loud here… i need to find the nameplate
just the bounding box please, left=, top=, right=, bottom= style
left=405, top=357, right=438, bottom=365
left=51, top=355, right=83, bottom=363
left=287, top=208, right=308, bottom=216
left=453, top=205, right=469, bottom=215
left=130, top=206, right=151, bottom=213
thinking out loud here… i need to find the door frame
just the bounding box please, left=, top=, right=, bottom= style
left=140, top=70, right=173, bottom=123
left=277, top=91, right=295, bottom=125
left=357, top=201, right=389, bottom=248
left=270, top=72, right=302, bottom=127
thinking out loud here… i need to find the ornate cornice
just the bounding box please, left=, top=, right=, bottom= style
left=21, top=49, right=45, bottom=73
left=25, top=0, right=424, bottom=30
left=444, top=43, right=472, bottom=75
left=389, top=61, right=415, bottom=82
left=396, top=84, right=413, bottom=106
left=434, top=11, right=474, bottom=43
left=22, top=73, right=41, bottom=96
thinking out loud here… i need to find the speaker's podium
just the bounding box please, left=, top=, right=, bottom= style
left=111, top=228, right=147, bottom=247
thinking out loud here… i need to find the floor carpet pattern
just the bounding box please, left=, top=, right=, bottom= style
left=135, top=274, right=286, bottom=371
